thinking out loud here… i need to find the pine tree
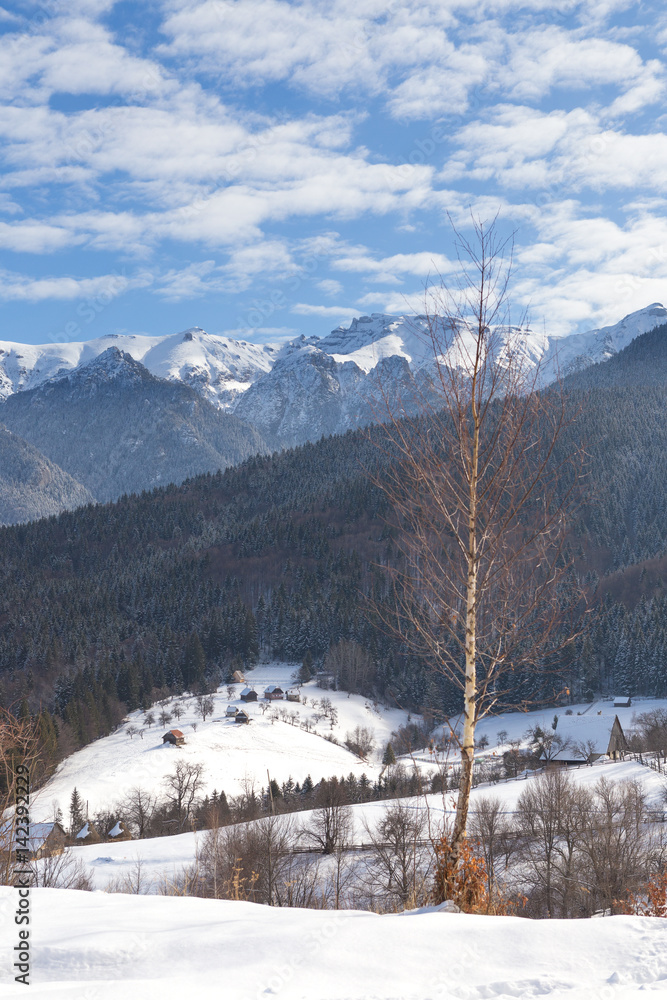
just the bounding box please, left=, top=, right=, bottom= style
left=69, top=787, right=85, bottom=836
left=382, top=742, right=396, bottom=766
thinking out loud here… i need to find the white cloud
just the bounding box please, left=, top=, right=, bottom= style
left=0, top=220, right=81, bottom=253
left=316, top=279, right=344, bottom=297
left=333, top=250, right=455, bottom=283
left=0, top=268, right=148, bottom=302
left=291, top=303, right=359, bottom=319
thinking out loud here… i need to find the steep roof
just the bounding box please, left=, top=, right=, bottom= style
left=551, top=714, right=625, bottom=754
left=1, top=820, right=64, bottom=853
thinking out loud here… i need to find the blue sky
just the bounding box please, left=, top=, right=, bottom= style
left=2, top=0, right=667, bottom=347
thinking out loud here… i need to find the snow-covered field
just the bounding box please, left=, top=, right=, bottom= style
left=71, top=757, right=667, bottom=893
left=1, top=887, right=666, bottom=998
left=32, top=664, right=418, bottom=823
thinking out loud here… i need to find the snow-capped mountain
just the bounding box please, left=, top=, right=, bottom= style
left=1, top=304, right=665, bottom=449
left=0, top=327, right=280, bottom=405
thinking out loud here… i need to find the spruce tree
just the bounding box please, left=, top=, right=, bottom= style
left=69, top=787, right=85, bottom=836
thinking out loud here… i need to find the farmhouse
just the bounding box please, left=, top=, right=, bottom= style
left=543, top=714, right=628, bottom=766
left=235, top=709, right=251, bottom=724
left=264, top=685, right=284, bottom=701
left=226, top=705, right=238, bottom=718
left=1, top=820, right=67, bottom=860
left=240, top=687, right=258, bottom=702
left=163, top=729, right=185, bottom=746
left=286, top=688, right=301, bottom=702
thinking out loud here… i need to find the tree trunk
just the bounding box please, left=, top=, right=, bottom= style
left=452, top=389, right=480, bottom=856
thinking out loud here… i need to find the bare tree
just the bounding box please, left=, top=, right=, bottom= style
left=324, top=640, right=374, bottom=694
left=370, top=215, right=582, bottom=858
left=121, top=786, right=158, bottom=839
left=158, top=710, right=173, bottom=727
left=171, top=703, right=184, bottom=722
left=196, top=695, right=214, bottom=723
left=345, top=726, right=375, bottom=760
left=303, top=779, right=352, bottom=855
left=361, top=800, right=430, bottom=910
left=34, top=849, right=93, bottom=890
left=163, top=761, right=206, bottom=830
left=469, top=795, right=515, bottom=900
left=0, top=708, right=42, bottom=885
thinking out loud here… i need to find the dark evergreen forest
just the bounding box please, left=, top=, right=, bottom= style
left=1, top=326, right=667, bottom=761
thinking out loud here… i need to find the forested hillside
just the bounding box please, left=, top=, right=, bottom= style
left=0, top=347, right=269, bottom=502
left=1, top=327, right=667, bottom=762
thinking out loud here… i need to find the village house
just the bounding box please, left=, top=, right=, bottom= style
left=235, top=709, right=251, bottom=724
left=232, top=670, right=245, bottom=683
left=286, top=688, right=301, bottom=702
left=226, top=704, right=238, bottom=718
left=264, top=684, right=284, bottom=701
left=240, top=687, right=258, bottom=702
left=542, top=714, right=628, bottom=766
left=1, top=820, right=67, bottom=861
left=162, top=729, right=185, bottom=746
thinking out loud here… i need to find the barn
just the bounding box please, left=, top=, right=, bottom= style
left=235, top=709, right=251, bottom=724
left=163, top=729, right=185, bottom=746
left=240, top=688, right=258, bottom=702
left=542, top=714, right=628, bottom=766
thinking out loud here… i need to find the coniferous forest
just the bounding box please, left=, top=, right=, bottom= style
left=1, top=327, right=667, bottom=763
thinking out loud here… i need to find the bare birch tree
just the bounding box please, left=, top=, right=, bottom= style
left=371, top=215, right=582, bottom=861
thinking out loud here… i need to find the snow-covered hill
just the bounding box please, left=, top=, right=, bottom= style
left=1, top=886, right=664, bottom=998
left=70, top=755, right=666, bottom=895
left=31, top=664, right=418, bottom=824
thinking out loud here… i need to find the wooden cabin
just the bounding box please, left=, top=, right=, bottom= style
left=226, top=704, right=238, bottom=718
left=240, top=687, right=258, bottom=702
left=163, top=729, right=185, bottom=746
left=264, top=685, right=284, bottom=701
left=613, top=695, right=632, bottom=708
left=1, top=821, right=67, bottom=861
left=235, top=709, right=251, bottom=724
left=232, top=670, right=246, bottom=683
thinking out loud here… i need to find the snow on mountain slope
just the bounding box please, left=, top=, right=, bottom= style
left=0, top=328, right=279, bottom=405
left=3, top=304, right=665, bottom=407
left=1, top=887, right=664, bottom=998
left=31, top=664, right=416, bottom=824
left=540, top=302, right=667, bottom=378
